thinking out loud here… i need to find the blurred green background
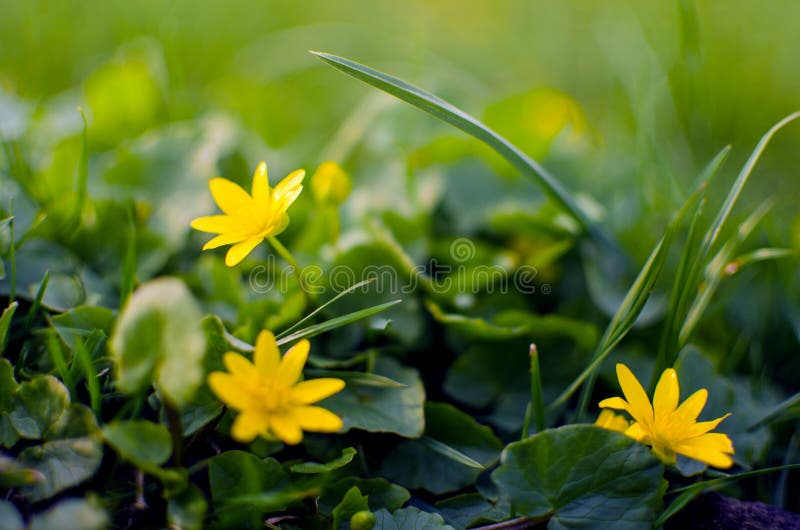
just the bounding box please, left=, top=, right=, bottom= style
left=2, top=0, right=800, bottom=515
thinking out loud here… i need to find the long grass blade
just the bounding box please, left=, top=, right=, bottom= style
left=0, top=301, right=19, bottom=354
left=312, top=51, right=609, bottom=244
left=276, top=300, right=402, bottom=346
left=277, top=278, right=376, bottom=339
left=420, top=436, right=485, bottom=470
left=656, top=464, right=800, bottom=526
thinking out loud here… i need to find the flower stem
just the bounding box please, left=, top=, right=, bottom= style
left=163, top=398, right=185, bottom=467
left=268, top=236, right=315, bottom=306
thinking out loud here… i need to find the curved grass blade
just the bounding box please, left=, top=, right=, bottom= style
left=656, top=464, right=800, bottom=527
left=277, top=299, right=401, bottom=346
left=225, top=299, right=403, bottom=351
left=311, top=51, right=609, bottom=245
left=276, top=278, right=376, bottom=339
left=0, top=301, right=18, bottom=354
left=420, top=436, right=485, bottom=470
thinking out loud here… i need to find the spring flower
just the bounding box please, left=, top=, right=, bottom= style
left=191, top=162, right=304, bottom=266
left=599, top=363, right=734, bottom=469
left=594, top=409, right=630, bottom=433
left=208, top=330, right=345, bottom=445
left=311, top=161, right=351, bottom=206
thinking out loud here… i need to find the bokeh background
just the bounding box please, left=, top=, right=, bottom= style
left=2, top=0, right=800, bottom=518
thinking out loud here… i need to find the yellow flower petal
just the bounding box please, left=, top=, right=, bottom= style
left=269, top=412, right=303, bottom=445
left=624, top=422, right=649, bottom=443
left=594, top=409, right=629, bottom=432
left=272, top=169, right=305, bottom=212
left=254, top=330, right=280, bottom=379
left=230, top=410, right=268, bottom=442
left=598, top=396, right=630, bottom=412
left=674, top=434, right=734, bottom=469
left=684, top=413, right=731, bottom=439
left=653, top=368, right=680, bottom=421
left=209, top=178, right=255, bottom=216
left=208, top=372, right=252, bottom=411
left=674, top=388, right=708, bottom=422
left=190, top=215, right=240, bottom=234
left=202, top=232, right=249, bottom=250
left=292, top=405, right=343, bottom=432
left=225, top=236, right=263, bottom=267
left=616, top=363, right=653, bottom=426
left=291, top=378, right=346, bottom=405
left=275, top=339, right=310, bottom=386
left=266, top=212, right=290, bottom=238
left=222, top=353, right=257, bottom=384
left=251, top=162, right=270, bottom=211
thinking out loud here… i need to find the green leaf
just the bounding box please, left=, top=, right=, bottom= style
left=28, top=498, right=109, bottom=530
left=425, top=300, right=597, bottom=351
left=102, top=420, right=172, bottom=472
left=168, top=484, right=207, bottom=530
left=0, top=454, right=43, bottom=487
left=0, top=501, right=24, bottom=530
left=380, top=402, right=502, bottom=494
left=18, top=437, right=103, bottom=502
left=6, top=375, right=102, bottom=501
left=332, top=486, right=370, bottom=529
left=208, top=450, right=288, bottom=529
left=373, top=507, right=455, bottom=530
left=9, top=375, right=70, bottom=439
left=492, top=425, right=665, bottom=529
left=305, top=369, right=407, bottom=388
left=50, top=305, right=115, bottom=352
left=290, top=446, right=357, bottom=474
left=323, top=357, right=425, bottom=437
left=110, top=277, right=206, bottom=407
left=1, top=360, right=24, bottom=447
left=435, top=494, right=507, bottom=529
left=0, top=301, right=18, bottom=354
left=311, top=52, right=599, bottom=241
left=319, top=477, right=410, bottom=514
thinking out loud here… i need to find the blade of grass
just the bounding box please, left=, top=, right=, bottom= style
left=564, top=183, right=704, bottom=416
left=303, top=369, right=406, bottom=388
left=0, top=301, right=18, bottom=354
left=312, top=51, right=611, bottom=246
left=277, top=278, right=376, bottom=339
left=679, top=200, right=772, bottom=345
left=276, top=300, right=402, bottom=346
left=8, top=200, right=15, bottom=303
left=420, top=436, right=485, bottom=470
left=74, top=335, right=102, bottom=417
left=656, top=464, right=800, bottom=527
left=703, top=112, right=799, bottom=255
left=746, top=390, right=800, bottom=431
left=226, top=300, right=404, bottom=352
left=47, top=332, right=75, bottom=397
left=522, top=344, right=546, bottom=436
left=23, top=270, right=49, bottom=329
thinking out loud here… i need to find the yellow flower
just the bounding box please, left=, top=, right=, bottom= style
left=599, top=363, right=734, bottom=469
left=208, top=330, right=345, bottom=445
left=191, top=162, right=305, bottom=267
left=311, top=161, right=351, bottom=206
left=594, top=409, right=630, bottom=433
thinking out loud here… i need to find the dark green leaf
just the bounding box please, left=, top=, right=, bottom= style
left=324, top=357, right=425, bottom=437
left=290, top=446, right=357, bottom=474
left=332, top=486, right=370, bottom=529
left=168, top=484, right=207, bottom=530
left=102, top=420, right=172, bottom=469
left=492, top=425, right=665, bottom=529
left=373, top=507, right=455, bottom=530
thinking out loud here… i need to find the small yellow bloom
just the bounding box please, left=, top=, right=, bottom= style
left=208, top=330, right=345, bottom=445
left=311, top=161, right=351, bottom=206
left=191, top=162, right=304, bottom=267
left=594, top=409, right=630, bottom=433
left=599, top=363, right=734, bottom=469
